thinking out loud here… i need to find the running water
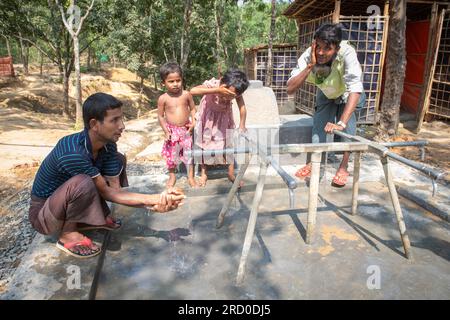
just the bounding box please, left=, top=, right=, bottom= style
left=168, top=200, right=196, bottom=277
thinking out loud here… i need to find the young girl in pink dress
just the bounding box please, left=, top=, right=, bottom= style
left=191, top=69, right=249, bottom=187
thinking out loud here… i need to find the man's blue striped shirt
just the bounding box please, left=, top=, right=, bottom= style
left=31, top=129, right=122, bottom=198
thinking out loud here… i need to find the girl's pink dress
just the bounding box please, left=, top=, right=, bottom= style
left=194, top=78, right=235, bottom=165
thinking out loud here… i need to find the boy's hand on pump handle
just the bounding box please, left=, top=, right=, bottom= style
left=150, top=187, right=186, bottom=213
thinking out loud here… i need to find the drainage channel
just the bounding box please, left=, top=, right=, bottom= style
left=88, top=230, right=111, bottom=300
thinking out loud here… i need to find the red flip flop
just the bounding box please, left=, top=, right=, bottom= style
left=295, top=163, right=312, bottom=179
left=56, top=236, right=101, bottom=258
left=331, top=170, right=349, bottom=188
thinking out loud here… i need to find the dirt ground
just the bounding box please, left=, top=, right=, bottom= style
left=363, top=113, right=450, bottom=177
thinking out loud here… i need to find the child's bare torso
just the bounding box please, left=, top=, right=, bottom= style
left=161, top=90, right=191, bottom=126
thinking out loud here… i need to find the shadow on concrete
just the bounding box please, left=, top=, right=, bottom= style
left=318, top=195, right=407, bottom=258
left=412, top=237, right=450, bottom=262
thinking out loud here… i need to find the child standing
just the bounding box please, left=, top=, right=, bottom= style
left=191, top=69, right=249, bottom=187
left=158, top=62, right=198, bottom=188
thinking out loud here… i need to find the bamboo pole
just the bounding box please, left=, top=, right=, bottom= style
left=351, top=152, right=361, bottom=215
left=306, top=152, right=322, bottom=244
left=216, top=154, right=252, bottom=229
left=415, top=4, right=441, bottom=132
left=236, top=161, right=269, bottom=285
left=380, top=156, right=412, bottom=259
left=374, top=1, right=390, bottom=118
left=332, top=0, right=341, bottom=23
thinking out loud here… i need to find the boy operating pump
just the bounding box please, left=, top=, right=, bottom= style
left=158, top=62, right=198, bottom=188
left=287, top=23, right=366, bottom=187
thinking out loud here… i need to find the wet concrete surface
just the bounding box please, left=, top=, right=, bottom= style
left=2, top=162, right=450, bottom=300
left=93, top=177, right=450, bottom=299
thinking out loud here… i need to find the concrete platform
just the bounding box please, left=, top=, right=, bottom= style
left=93, top=179, right=450, bottom=300
left=4, top=167, right=449, bottom=299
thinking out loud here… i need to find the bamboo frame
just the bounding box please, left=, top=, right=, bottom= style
left=416, top=2, right=439, bottom=131
left=416, top=9, right=447, bottom=131
left=245, top=44, right=298, bottom=108
left=427, top=10, right=450, bottom=119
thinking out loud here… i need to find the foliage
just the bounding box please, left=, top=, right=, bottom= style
left=0, top=0, right=298, bottom=87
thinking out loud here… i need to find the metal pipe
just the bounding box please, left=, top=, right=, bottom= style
left=385, top=151, right=446, bottom=181
left=241, top=134, right=298, bottom=190
left=274, top=142, right=368, bottom=153
left=268, top=155, right=298, bottom=190
left=216, top=155, right=252, bottom=229
left=186, top=146, right=250, bottom=158
left=333, top=130, right=446, bottom=181
left=289, top=188, right=295, bottom=209
left=381, top=140, right=428, bottom=147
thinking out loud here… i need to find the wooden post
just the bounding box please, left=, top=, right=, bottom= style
left=236, top=161, right=268, bottom=285
left=415, top=3, right=441, bottom=132
left=216, top=154, right=252, bottom=229
left=253, top=50, right=257, bottom=81
left=306, top=152, right=321, bottom=244
left=374, top=1, right=390, bottom=117
left=351, top=152, right=361, bottom=215
left=380, top=156, right=412, bottom=259
left=332, top=0, right=341, bottom=23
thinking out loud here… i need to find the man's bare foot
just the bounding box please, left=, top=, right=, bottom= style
left=188, top=178, right=199, bottom=188
left=198, top=174, right=208, bottom=187
left=228, top=175, right=244, bottom=188
left=166, top=174, right=176, bottom=188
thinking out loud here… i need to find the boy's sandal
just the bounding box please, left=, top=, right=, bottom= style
left=295, top=163, right=312, bottom=179
left=331, top=170, right=349, bottom=188
left=78, top=216, right=122, bottom=231
left=56, top=236, right=101, bottom=258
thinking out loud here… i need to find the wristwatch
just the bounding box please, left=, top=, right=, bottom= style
left=337, top=121, right=347, bottom=129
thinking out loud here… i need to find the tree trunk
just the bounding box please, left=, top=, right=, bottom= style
left=265, top=0, right=276, bottom=87
left=87, top=46, right=91, bottom=71
left=376, top=0, right=407, bottom=141
left=39, top=51, right=44, bottom=76
left=73, top=35, right=83, bottom=130
left=25, top=45, right=29, bottom=74
left=214, top=0, right=222, bottom=76
left=180, top=0, right=193, bottom=70
left=3, top=35, right=11, bottom=56
left=62, top=69, right=71, bottom=118
left=18, top=33, right=29, bottom=75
